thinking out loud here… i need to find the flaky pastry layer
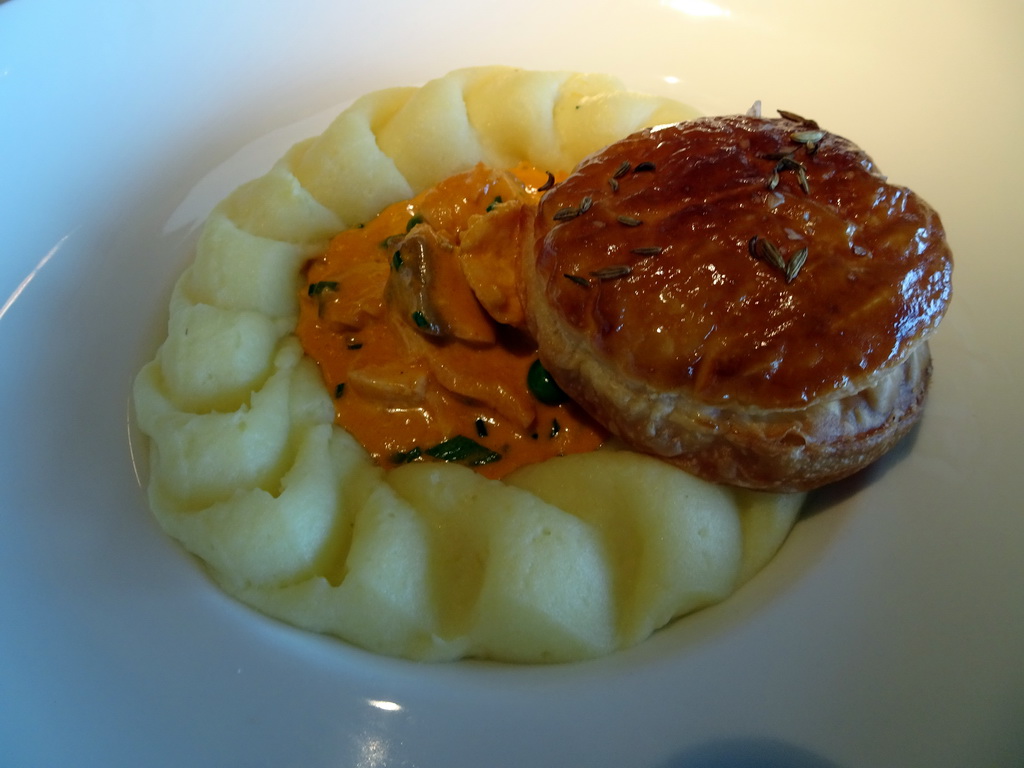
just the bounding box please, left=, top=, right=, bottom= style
left=526, top=258, right=932, bottom=491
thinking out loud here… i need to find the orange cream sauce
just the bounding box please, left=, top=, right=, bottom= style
left=296, top=163, right=606, bottom=479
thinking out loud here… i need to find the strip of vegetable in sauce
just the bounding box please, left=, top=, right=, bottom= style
left=296, top=163, right=606, bottom=478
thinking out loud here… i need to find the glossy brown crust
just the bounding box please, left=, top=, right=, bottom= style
left=532, top=115, right=953, bottom=409
left=524, top=115, right=953, bottom=490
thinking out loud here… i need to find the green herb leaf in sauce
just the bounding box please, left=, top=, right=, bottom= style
left=391, top=446, right=423, bottom=465
left=527, top=359, right=569, bottom=405
left=425, top=435, right=501, bottom=467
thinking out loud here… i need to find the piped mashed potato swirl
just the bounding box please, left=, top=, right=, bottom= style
left=133, top=66, right=803, bottom=663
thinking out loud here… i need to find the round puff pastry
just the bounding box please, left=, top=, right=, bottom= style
left=133, top=68, right=804, bottom=663
left=525, top=114, right=953, bottom=492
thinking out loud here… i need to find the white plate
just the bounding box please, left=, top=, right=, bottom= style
left=2, top=0, right=1022, bottom=765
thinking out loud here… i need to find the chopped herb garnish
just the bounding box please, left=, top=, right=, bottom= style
left=796, top=165, right=810, bottom=193
left=765, top=127, right=821, bottom=192
left=775, top=155, right=804, bottom=173
left=538, top=171, right=556, bottom=192
left=475, top=418, right=488, bottom=438
left=527, top=359, right=569, bottom=405
left=775, top=155, right=810, bottom=193
left=791, top=129, right=825, bottom=145
left=391, top=446, right=423, bottom=465
left=405, top=213, right=425, bottom=232
left=749, top=236, right=808, bottom=283
left=308, top=280, right=339, bottom=296
left=761, top=148, right=798, bottom=161
left=749, top=236, right=787, bottom=271
left=777, top=109, right=819, bottom=129
left=590, top=265, right=632, bottom=280
left=563, top=273, right=591, bottom=288
left=486, top=196, right=503, bottom=212
left=630, top=246, right=664, bottom=257
left=785, top=247, right=809, bottom=283
left=334, top=383, right=346, bottom=398
left=409, top=309, right=442, bottom=337
left=425, top=435, right=501, bottom=467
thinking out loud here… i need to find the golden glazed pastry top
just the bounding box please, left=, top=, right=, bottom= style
left=533, top=114, right=954, bottom=408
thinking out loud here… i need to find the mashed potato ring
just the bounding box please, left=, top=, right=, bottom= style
left=133, top=66, right=803, bottom=663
